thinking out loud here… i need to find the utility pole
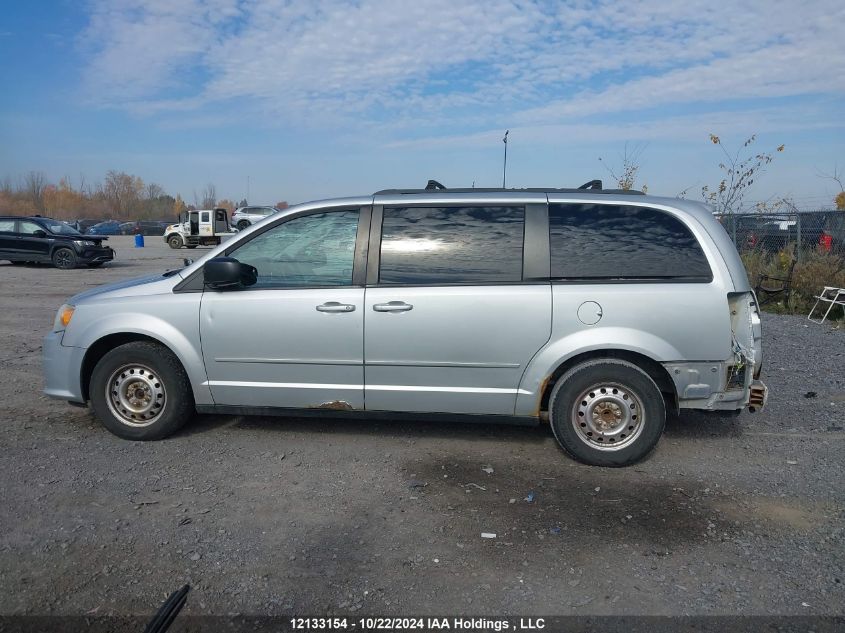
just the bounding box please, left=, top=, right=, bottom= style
left=502, top=130, right=509, bottom=188
left=246, top=176, right=250, bottom=204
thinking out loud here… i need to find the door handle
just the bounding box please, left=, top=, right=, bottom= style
left=373, top=301, right=413, bottom=312
left=316, top=302, right=355, bottom=313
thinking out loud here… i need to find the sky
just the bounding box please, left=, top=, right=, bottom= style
left=0, top=0, right=843, bottom=209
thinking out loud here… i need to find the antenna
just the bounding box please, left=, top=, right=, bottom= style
left=502, top=130, right=509, bottom=188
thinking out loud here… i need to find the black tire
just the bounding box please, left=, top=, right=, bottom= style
left=52, top=247, right=77, bottom=270
left=10, top=260, right=27, bottom=265
left=186, top=245, right=197, bottom=249
left=548, top=359, right=666, bottom=466
left=167, top=235, right=183, bottom=249
left=89, top=341, right=194, bottom=440
left=87, top=262, right=104, bottom=268
left=237, top=220, right=250, bottom=230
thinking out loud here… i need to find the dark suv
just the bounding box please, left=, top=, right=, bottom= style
left=0, top=216, right=115, bottom=269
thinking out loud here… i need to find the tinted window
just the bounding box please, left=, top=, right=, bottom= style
left=230, top=210, right=359, bottom=288
left=379, top=206, right=524, bottom=284
left=19, top=221, right=44, bottom=235
left=201, top=212, right=210, bottom=222
left=41, top=219, right=81, bottom=235
left=549, top=203, right=711, bottom=281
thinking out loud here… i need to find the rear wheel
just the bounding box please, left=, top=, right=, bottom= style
left=167, top=235, right=183, bottom=249
left=52, top=247, right=77, bottom=270
left=237, top=220, right=250, bottom=230
left=89, top=341, right=194, bottom=440
left=549, top=359, right=666, bottom=466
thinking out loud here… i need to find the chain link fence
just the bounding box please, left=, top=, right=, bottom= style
left=715, top=210, right=845, bottom=261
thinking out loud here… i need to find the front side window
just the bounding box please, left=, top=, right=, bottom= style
left=379, top=206, right=524, bottom=284
left=230, top=210, right=360, bottom=288
left=41, top=219, right=80, bottom=235
left=549, top=203, right=712, bottom=281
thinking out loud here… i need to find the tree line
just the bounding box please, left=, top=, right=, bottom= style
left=0, top=171, right=252, bottom=221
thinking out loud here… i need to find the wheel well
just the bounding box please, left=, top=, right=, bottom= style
left=538, top=349, right=678, bottom=415
left=80, top=333, right=165, bottom=401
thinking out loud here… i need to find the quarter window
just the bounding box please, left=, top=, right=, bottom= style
left=229, top=210, right=360, bottom=288
left=379, top=206, right=524, bottom=284
left=549, top=203, right=712, bottom=281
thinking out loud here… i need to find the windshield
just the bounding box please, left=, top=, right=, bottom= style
left=42, top=219, right=82, bottom=235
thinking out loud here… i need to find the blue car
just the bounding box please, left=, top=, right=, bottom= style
left=86, top=221, right=122, bottom=236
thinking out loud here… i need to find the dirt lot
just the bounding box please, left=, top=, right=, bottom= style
left=0, top=236, right=843, bottom=617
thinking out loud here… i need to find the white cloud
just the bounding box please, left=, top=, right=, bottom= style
left=79, top=0, right=845, bottom=137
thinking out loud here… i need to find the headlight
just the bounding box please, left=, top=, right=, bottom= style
left=74, top=240, right=96, bottom=247
left=53, top=304, right=75, bottom=331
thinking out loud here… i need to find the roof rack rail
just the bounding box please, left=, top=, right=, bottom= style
left=374, top=178, right=644, bottom=196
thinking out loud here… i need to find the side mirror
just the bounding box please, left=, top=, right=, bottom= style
left=203, top=257, right=257, bottom=290
left=33, top=230, right=47, bottom=238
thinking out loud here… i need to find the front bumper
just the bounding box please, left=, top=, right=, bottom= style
left=78, top=246, right=115, bottom=264
left=42, top=331, right=86, bottom=404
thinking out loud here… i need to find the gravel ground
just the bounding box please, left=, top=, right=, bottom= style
left=0, top=236, right=843, bottom=617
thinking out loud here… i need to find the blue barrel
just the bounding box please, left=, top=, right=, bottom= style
left=134, top=233, right=145, bottom=248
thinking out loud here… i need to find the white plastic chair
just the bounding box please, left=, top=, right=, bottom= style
left=808, top=286, right=845, bottom=324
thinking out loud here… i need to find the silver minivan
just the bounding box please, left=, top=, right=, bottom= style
left=43, top=186, right=767, bottom=466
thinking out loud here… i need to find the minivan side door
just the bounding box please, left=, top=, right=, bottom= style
left=364, top=202, right=552, bottom=415
left=199, top=207, right=368, bottom=409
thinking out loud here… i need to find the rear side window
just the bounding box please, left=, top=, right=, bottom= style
left=379, top=206, right=524, bottom=284
left=549, top=203, right=712, bottom=281
left=0, top=220, right=15, bottom=232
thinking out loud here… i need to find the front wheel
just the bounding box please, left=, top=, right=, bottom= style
left=89, top=341, right=194, bottom=440
left=52, top=247, right=77, bottom=270
left=167, top=235, right=183, bottom=249
left=548, top=359, right=666, bottom=466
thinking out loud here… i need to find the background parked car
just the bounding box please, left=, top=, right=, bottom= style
left=230, top=206, right=279, bottom=230
left=119, top=220, right=168, bottom=236
left=66, top=218, right=101, bottom=234
left=86, top=221, right=122, bottom=236
left=0, top=215, right=114, bottom=269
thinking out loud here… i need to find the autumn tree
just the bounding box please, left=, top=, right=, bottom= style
left=817, top=166, right=845, bottom=210
left=42, top=178, right=87, bottom=220
left=195, top=183, right=216, bottom=209
left=598, top=143, right=648, bottom=192
left=216, top=198, right=236, bottom=212
left=702, top=134, right=784, bottom=215
left=103, top=170, right=145, bottom=218
left=22, top=171, right=47, bottom=211
left=173, top=194, right=188, bottom=218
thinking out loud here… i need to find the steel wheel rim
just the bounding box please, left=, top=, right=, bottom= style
left=571, top=382, right=645, bottom=451
left=55, top=250, right=73, bottom=268
left=105, top=363, right=166, bottom=427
